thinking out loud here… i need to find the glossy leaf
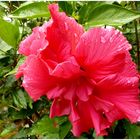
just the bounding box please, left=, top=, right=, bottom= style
left=10, top=2, right=49, bottom=19
left=0, top=38, right=12, bottom=59
left=78, top=2, right=105, bottom=24
left=78, top=4, right=140, bottom=27
left=0, top=18, right=19, bottom=48
left=58, top=1, right=74, bottom=15
left=12, top=89, right=33, bottom=109
left=124, top=121, right=140, bottom=139
left=0, top=2, right=8, bottom=18
left=0, top=2, right=8, bottom=9
left=59, top=121, right=71, bottom=138
left=29, top=115, right=59, bottom=138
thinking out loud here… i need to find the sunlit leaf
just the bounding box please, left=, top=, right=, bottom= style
left=29, top=115, right=59, bottom=138
left=59, top=121, right=71, bottom=138
left=4, top=56, right=25, bottom=77
left=78, top=2, right=105, bottom=24
left=78, top=3, right=140, bottom=27
left=0, top=38, right=12, bottom=59
left=0, top=18, right=19, bottom=47
left=0, top=123, right=16, bottom=138
left=10, top=2, right=49, bottom=19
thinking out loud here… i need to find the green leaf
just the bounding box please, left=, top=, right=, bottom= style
left=124, top=121, right=140, bottom=139
left=55, top=116, right=68, bottom=125
left=11, top=128, right=29, bottom=139
left=78, top=4, right=140, bottom=27
left=0, top=38, right=12, bottom=59
left=29, top=115, right=59, bottom=138
left=58, top=1, right=73, bottom=15
left=0, top=2, right=9, bottom=9
left=0, top=2, right=8, bottom=18
left=9, top=108, right=30, bottom=120
left=10, top=2, right=49, bottom=19
left=9, top=106, right=34, bottom=121
left=78, top=2, right=105, bottom=24
left=0, top=18, right=19, bottom=47
left=12, top=89, right=33, bottom=109
left=4, top=56, right=26, bottom=77
left=12, top=90, right=27, bottom=109
left=59, top=121, right=71, bottom=138
left=92, top=131, right=104, bottom=139
left=0, top=123, right=16, bottom=138
left=0, top=7, right=5, bottom=18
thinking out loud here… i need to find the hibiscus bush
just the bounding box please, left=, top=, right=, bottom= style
left=0, top=1, right=140, bottom=139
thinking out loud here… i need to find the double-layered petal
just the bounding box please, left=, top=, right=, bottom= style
left=16, top=3, right=140, bottom=137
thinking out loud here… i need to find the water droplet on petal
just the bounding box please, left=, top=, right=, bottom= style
left=101, top=36, right=106, bottom=43
left=105, top=26, right=113, bottom=31
left=74, top=33, right=78, bottom=38
left=117, top=47, right=123, bottom=52
left=127, top=80, right=131, bottom=84
left=110, top=37, right=113, bottom=43
left=64, top=22, right=68, bottom=31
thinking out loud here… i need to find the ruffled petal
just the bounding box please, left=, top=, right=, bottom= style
left=63, top=83, right=76, bottom=100
left=40, top=4, right=84, bottom=62
left=89, top=106, right=109, bottom=136
left=75, top=27, right=131, bottom=81
left=16, top=3, right=140, bottom=137
left=48, top=57, right=81, bottom=79
left=19, top=27, right=48, bottom=56
left=89, top=53, right=126, bottom=82
left=76, top=78, right=93, bottom=101
left=47, top=86, right=66, bottom=100
left=90, top=95, right=124, bottom=123
left=70, top=100, right=110, bottom=136
left=50, top=98, right=71, bottom=118
left=104, top=92, right=140, bottom=123
left=90, top=95, right=114, bottom=113
left=69, top=102, right=80, bottom=122
left=48, top=4, right=84, bottom=52
left=22, top=55, right=55, bottom=101
left=97, top=75, right=140, bottom=123
left=70, top=101, right=92, bottom=136
left=75, top=27, right=131, bottom=66
left=105, top=107, right=124, bottom=123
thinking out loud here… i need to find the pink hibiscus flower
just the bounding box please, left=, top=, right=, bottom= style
left=16, top=4, right=140, bottom=137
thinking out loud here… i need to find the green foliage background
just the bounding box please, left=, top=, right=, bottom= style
left=0, top=1, right=140, bottom=139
